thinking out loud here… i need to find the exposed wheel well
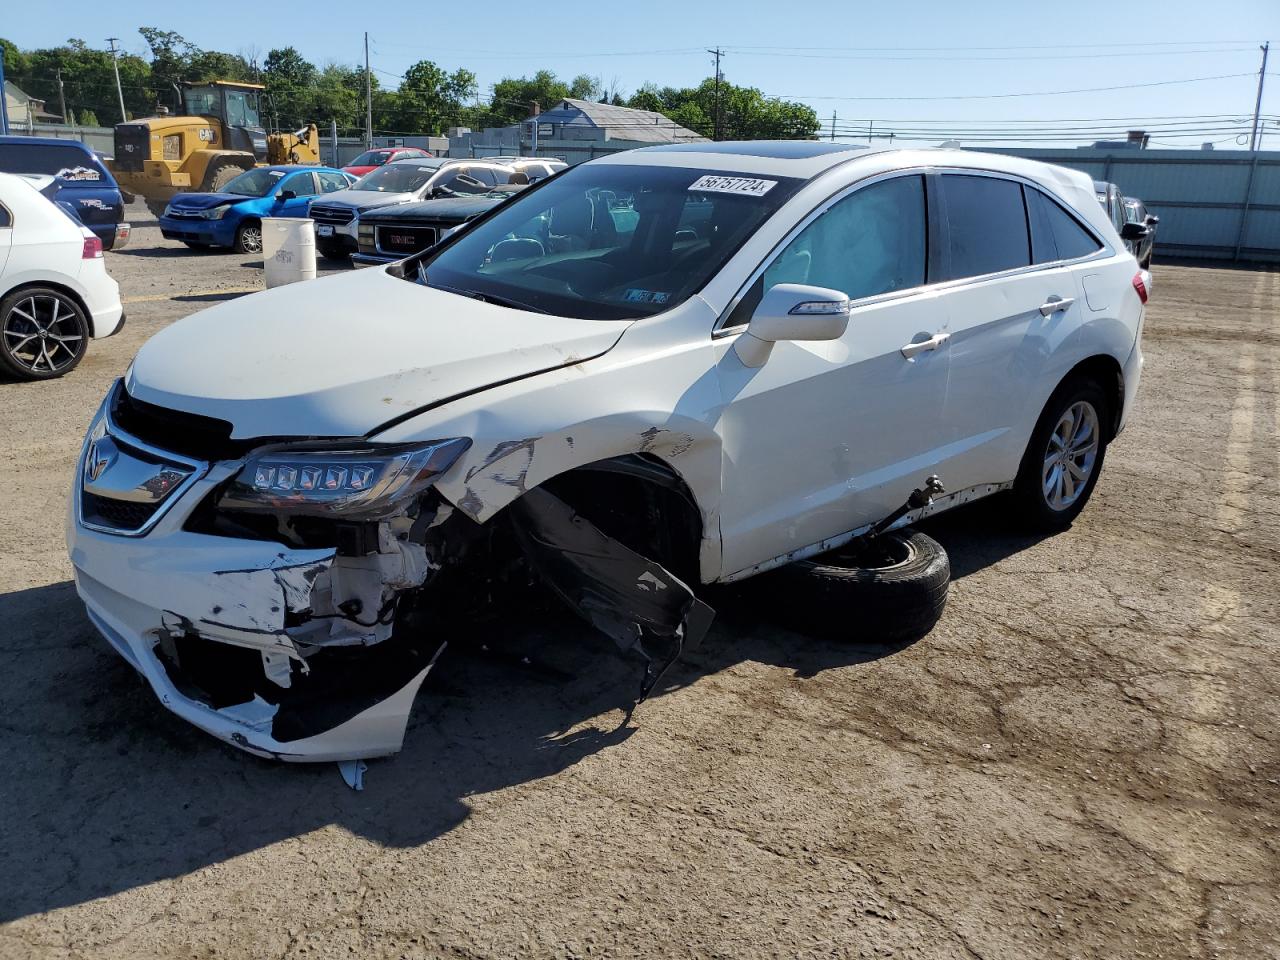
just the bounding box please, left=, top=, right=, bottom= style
left=1059, top=355, right=1124, bottom=439
left=1, top=281, right=94, bottom=337
left=539, top=454, right=704, bottom=584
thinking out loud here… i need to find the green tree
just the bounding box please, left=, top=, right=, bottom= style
left=567, top=74, right=600, bottom=101
left=488, top=70, right=570, bottom=125
left=378, top=59, right=477, bottom=134
left=263, top=46, right=317, bottom=128
left=626, top=76, right=818, bottom=140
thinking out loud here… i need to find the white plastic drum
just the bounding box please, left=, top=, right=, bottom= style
left=262, top=217, right=317, bottom=288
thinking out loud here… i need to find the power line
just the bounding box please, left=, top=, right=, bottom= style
left=776, top=72, right=1259, bottom=102
left=726, top=47, right=1260, bottom=63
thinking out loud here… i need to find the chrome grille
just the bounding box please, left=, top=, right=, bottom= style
left=310, top=205, right=355, bottom=225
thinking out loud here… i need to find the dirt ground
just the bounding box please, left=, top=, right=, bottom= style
left=0, top=205, right=1276, bottom=959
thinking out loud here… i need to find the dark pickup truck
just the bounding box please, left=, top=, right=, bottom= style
left=352, top=187, right=523, bottom=265
left=0, top=136, right=131, bottom=249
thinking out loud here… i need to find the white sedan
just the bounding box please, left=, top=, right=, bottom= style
left=0, top=171, right=123, bottom=380
left=68, top=143, right=1145, bottom=766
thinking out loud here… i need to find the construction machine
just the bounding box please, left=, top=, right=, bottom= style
left=108, top=80, right=321, bottom=216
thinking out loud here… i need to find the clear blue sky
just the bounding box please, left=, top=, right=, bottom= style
left=4, top=0, right=1278, bottom=147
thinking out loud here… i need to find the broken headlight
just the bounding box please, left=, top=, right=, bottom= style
left=219, top=439, right=470, bottom=519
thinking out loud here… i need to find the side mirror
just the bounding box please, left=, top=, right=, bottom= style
left=1145, top=214, right=1160, bottom=226
left=1120, top=221, right=1149, bottom=241
left=277, top=189, right=297, bottom=201
left=734, top=283, right=850, bottom=368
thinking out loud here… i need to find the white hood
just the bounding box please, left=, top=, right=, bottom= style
left=127, top=268, right=630, bottom=439
left=311, top=187, right=417, bottom=211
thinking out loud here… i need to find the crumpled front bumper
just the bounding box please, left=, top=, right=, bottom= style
left=66, top=462, right=436, bottom=763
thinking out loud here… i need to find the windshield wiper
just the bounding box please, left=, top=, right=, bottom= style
left=430, top=280, right=548, bottom=314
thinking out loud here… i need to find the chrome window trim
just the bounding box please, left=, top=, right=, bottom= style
left=713, top=164, right=1114, bottom=338
left=76, top=400, right=211, bottom=538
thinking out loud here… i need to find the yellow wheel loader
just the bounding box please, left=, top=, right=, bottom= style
left=108, top=81, right=321, bottom=217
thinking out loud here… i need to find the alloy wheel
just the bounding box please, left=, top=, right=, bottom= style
left=2, top=294, right=85, bottom=375
left=1042, top=400, right=1100, bottom=511
left=239, top=224, right=263, bottom=254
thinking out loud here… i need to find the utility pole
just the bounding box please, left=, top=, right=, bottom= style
left=707, top=47, right=723, bottom=141
left=830, top=111, right=836, bottom=141
left=106, top=38, right=127, bottom=122
left=1250, top=42, right=1270, bottom=151
left=56, top=69, right=69, bottom=126
left=364, top=32, right=373, bottom=148
left=868, top=119, right=874, bottom=145
left=0, top=45, right=8, bottom=135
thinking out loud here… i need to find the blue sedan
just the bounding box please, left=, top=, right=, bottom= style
left=158, top=165, right=356, bottom=253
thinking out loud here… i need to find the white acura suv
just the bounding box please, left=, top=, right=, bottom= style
left=67, top=142, right=1145, bottom=764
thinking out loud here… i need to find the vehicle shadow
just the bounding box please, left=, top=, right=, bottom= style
left=111, top=245, right=215, bottom=259
left=0, top=506, right=1046, bottom=921
left=915, top=498, right=1055, bottom=580
left=0, top=577, right=900, bottom=922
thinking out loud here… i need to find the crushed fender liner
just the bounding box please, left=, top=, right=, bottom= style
left=509, top=486, right=714, bottom=702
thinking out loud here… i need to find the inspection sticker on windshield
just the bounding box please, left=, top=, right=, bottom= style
left=688, top=175, right=776, bottom=197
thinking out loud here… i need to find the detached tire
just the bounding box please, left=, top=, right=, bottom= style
left=771, top=528, right=950, bottom=645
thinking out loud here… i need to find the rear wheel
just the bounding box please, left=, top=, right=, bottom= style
left=235, top=220, right=263, bottom=254
left=1011, top=378, right=1110, bottom=530
left=0, top=287, right=90, bottom=381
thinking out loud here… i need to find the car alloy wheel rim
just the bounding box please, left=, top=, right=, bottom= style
left=2, top=295, right=83, bottom=374
left=1042, top=400, right=1099, bottom=511
left=241, top=226, right=263, bottom=253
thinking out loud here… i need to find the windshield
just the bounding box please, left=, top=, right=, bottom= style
left=352, top=161, right=445, bottom=193
left=350, top=150, right=391, bottom=167
left=222, top=167, right=288, bottom=197
left=412, top=163, right=803, bottom=321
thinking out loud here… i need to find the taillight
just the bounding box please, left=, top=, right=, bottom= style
left=1132, top=271, right=1148, bottom=305
left=82, top=236, right=103, bottom=259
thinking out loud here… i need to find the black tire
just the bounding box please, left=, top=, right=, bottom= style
left=1011, top=377, right=1111, bottom=531
left=203, top=163, right=244, bottom=193
left=0, top=286, right=90, bottom=381
left=317, top=242, right=349, bottom=262
left=235, top=220, right=263, bottom=255
left=768, top=528, right=950, bottom=645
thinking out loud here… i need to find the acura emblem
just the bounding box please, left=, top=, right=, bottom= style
left=86, top=435, right=117, bottom=482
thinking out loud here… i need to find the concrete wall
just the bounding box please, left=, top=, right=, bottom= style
left=984, top=147, right=1280, bottom=263
left=9, top=122, right=116, bottom=155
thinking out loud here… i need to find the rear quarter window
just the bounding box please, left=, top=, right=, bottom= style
left=0, top=143, right=108, bottom=187
left=1027, top=188, right=1103, bottom=263
left=940, top=174, right=1030, bottom=280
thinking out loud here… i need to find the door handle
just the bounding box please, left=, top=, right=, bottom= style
left=900, top=332, right=950, bottom=359
left=1039, top=296, right=1075, bottom=316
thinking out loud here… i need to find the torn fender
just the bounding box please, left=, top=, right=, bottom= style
left=510, top=487, right=714, bottom=699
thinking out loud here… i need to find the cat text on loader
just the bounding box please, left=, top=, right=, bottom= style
left=108, top=81, right=320, bottom=217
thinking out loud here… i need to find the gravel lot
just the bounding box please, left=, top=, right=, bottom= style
left=1, top=205, right=1277, bottom=959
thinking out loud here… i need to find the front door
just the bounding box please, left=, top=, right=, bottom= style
left=715, top=173, right=953, bottom=578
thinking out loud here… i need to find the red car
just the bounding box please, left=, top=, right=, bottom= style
left=342, top=147, right=433, bottom=179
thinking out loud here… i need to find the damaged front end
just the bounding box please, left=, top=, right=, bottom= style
left=68, top=383, right=712, bottom=765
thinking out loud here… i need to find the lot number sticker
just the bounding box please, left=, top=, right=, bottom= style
left=688, top=175, right=777, bottom=197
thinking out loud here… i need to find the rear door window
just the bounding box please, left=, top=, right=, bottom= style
left=281, top=171, right=317, bottom=196
left=940, top=174, right=1030, bottom=280
left=1027, top=188, right=1103, bottom=264
left=317, top=171, right=349, bottom=193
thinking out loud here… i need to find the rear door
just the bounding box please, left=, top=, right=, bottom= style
left=932, top=172, right=1098, bottom=491
left=0, top=196, right=13, bottom=276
